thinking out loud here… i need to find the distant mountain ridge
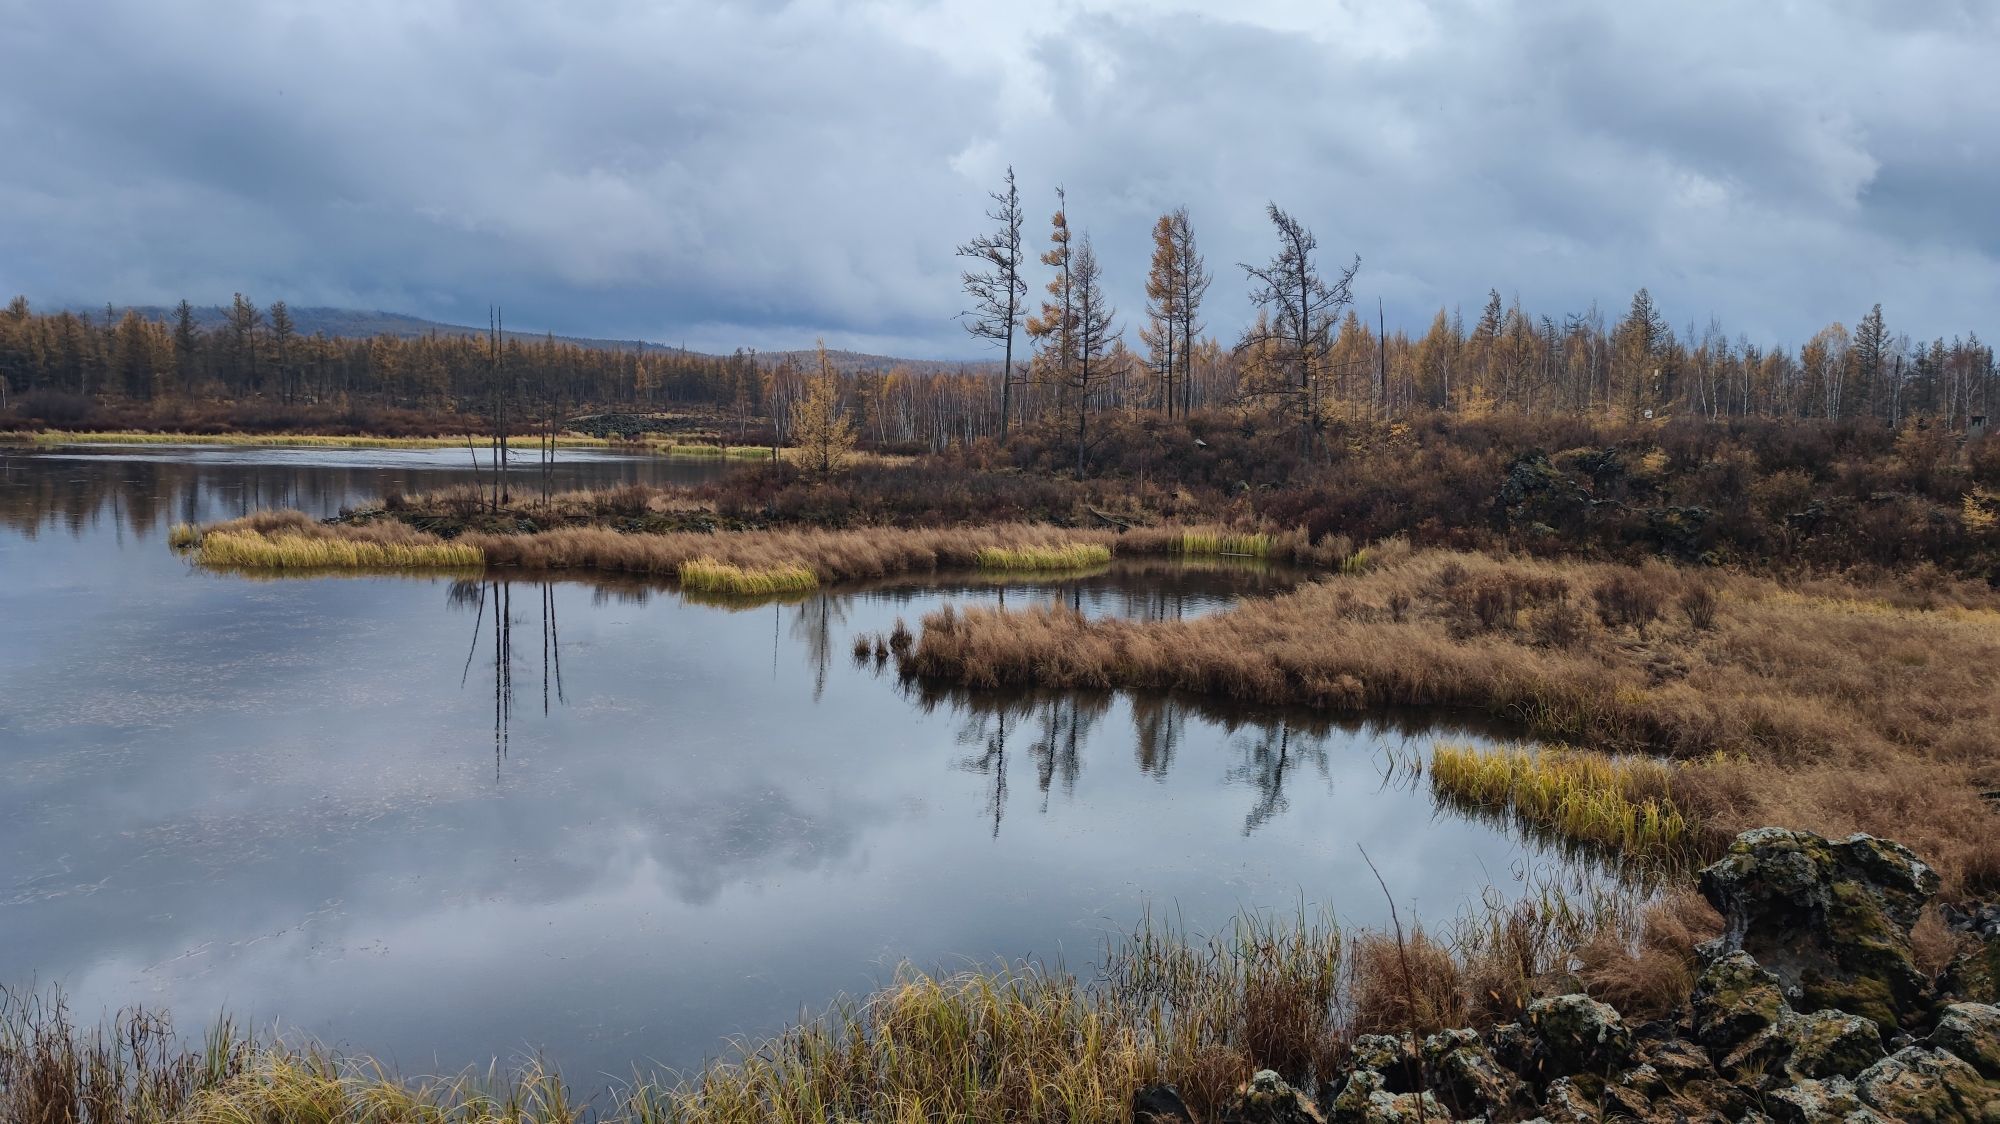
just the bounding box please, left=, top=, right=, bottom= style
left=101, top=304, right=994, bottom=374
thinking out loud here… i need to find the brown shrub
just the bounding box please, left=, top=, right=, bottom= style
left=1593, top=569, right=1671, bottom=636
left=1350, top=928, right=1465, bottom=1037
left=1575, top=891, right=1722, bottom=1020
left=1911, top=907, right=1969, bottom=982
left=1678, top=582, right=1720, bottom=630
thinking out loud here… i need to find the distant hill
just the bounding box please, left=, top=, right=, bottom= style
left=104, top=305, right=995, bottom=374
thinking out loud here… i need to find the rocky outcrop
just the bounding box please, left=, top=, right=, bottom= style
left=1130, top=831, right=2000, bottom=1124
left=1698, top=828, right=1939, bottom=1030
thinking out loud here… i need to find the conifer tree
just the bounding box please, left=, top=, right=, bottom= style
left=1025, top=187, right=1077, bottom=423
left=792, top=339, right=856, bottom=479
left=956, top=166, right=1027, bottom=441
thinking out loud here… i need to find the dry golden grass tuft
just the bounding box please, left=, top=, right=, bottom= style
left=183, top=511, right=483, bottom=571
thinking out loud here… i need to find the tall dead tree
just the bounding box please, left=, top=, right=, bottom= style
left=956, top=166, right=1028, bottom=442
left=1239, top=204, right=1359, bottom=451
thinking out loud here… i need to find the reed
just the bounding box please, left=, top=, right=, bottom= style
left=167, top=522, right=201, bottom=549
left=1428, top=742, right=1695, bottom=860
left=677, top=557, right=819, bottom=596
left=1176, top=530, right=1272, bottom=558
left=196, top=530, right=483, bottom=570
left=973, top=542, right=1113, bottom=571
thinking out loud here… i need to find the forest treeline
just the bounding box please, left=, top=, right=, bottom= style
left=2, top=181, right=1995, bottom=451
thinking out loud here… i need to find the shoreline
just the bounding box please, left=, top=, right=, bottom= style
left=0, top=428, right=783, bottom=457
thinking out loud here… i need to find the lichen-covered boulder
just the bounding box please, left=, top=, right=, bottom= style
left=1218, top=1070, right=1326, bottom=1124
left=1698, top=828, right=1940, bottom=1029
left=1930, top=1002, right=2000, bottom=1080
left=1694, top=951, right=1791, bottom=1052
left=1323, top=1069, right=1453, bottom=1124
left=1346, top=1033, right=1418, bottom=1092
left=1526, top=994, right=1633, bottom=1077
left=1941, top=936, right=2000, bottom=1006
left=1852, top=1045, right=1998, bottom=1123
left=1781, top=1009, right=1887, bottom=1080
left=1539, top=1075, right=1600, bottom=1122
left=1765, top=1077, right=1889, bottom=1124
left=1422, top=1027, right=1526, bottom=1119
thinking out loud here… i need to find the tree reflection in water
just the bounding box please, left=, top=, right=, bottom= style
left=448, top=578, right=566, bottom=778
left=915, top=682, right=1469, bottom=840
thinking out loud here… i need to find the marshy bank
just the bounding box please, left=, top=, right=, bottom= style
left=13, top=825, right=2000, bottom=1124
left=1, top=874, right=1705, bottom=1124
left=166, top=509, right=1321, bottom=590
left=898, top=547, right=2000, bottom=895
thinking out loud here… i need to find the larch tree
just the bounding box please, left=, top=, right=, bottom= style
left=955, top=166, right=1027, bottom=442
left=171, top=300, right=200, bottom=397
left=1025, top=186, right=1077, bottom=426
left=1141, top=211, right=1180, bottom=415
left=269, top=300, right=295, bottom=404
left=1067, top=233, right=1117, bottom=476
left=1239, top=203, right=1359, bottom=450
left=1614, top=288, right=1671, bottom=419
left=792, top=339, right=857, bottom=480
left=1172, top=209, right=1211, bottom=418
left=1139, top=207, right=1211, bottom=419
left=1853, top=303, right=1888, bottom=419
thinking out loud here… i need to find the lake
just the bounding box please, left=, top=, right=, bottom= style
left=0, top=442, right=1574, bottom=1083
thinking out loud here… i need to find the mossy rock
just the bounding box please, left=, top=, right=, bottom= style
left=1323, top=1069, right=1452, bottom=1124
left=1220, top=1070, right=1326, bottom=1124
left=1423, top=1028, right=1527, bottom=1119
left=1694, top=951, right=1791, bottom=1052
left=1931, top=1003, right=2000, bottom=1080
left=1853, top=1046, right=2000, bottom=1124
left=1766, top=1077, right=1889, bottom=1124
left=1527, top=995, right=1633, bottom=1079
left=1698, top=829, right=1940, bottom=1030
left=1781, top=1009, right=1886, bottom=1081
left=1943, top=937, right=2000, bottom=1005
left=1538, top=1075, right=1601, bottom=1123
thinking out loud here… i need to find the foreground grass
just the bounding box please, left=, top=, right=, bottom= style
left=4, top=884, right=1703, bottom=1124
left=898, top=548, right=2000, bottom=895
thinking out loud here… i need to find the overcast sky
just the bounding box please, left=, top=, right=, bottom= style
left=2, top=0, right=1995, bottom=357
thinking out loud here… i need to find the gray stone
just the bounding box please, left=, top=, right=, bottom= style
left=1698, top=828, right=1940, bottom=1030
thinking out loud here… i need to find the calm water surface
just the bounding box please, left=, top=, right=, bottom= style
left=0, top=443, right=1569, bottom=1081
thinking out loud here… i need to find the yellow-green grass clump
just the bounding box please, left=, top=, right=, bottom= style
left=1177, top=530, right=1272, bottom=558
left=196, top=530, right=484, bottom=570
left=1429, top=742, right=1695, bottom=858
left=167, top=522, right=202, bottom=549
left=678, top=557, right=819, bottom=596
left=973, top=542, right=1113, bottom=571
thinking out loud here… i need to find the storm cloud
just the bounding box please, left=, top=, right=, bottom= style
left=2, top=0, right=1995, bottom=355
